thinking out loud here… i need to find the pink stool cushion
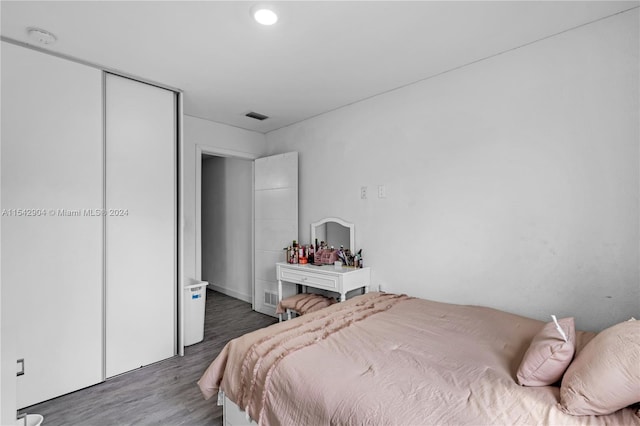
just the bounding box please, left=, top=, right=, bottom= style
left=276, top=293, right=337, bottom=315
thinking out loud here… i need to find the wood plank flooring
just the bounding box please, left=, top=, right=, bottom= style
left=19, top=290, right=277, bottom=425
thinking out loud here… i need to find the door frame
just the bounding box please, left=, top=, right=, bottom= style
left=194, top=145, right=261, bottom=310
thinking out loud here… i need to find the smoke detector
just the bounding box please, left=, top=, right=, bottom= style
left=27, top=27, right=57, bottom=45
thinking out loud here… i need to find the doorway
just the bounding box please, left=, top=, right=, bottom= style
left=200, top=154, right=254, bottom=303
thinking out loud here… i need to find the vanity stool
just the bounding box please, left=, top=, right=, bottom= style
left=276, top=293, right=337, bottom=321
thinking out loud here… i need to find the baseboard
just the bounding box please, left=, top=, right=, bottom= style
left=207, top=283, right=251, bottom=303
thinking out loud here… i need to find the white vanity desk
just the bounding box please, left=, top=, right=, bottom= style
left=276, top=262, right=371, bottom=305
left=276, top=217, right=371, bottom=312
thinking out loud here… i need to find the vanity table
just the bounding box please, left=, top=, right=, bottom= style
left=276, top=262, right=371, bottom=304
left=276, top=217, right=371, bottom=310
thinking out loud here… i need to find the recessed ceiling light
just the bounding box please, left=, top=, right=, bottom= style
left=252, top=6, right=278, bottom=26
left=27, top=27, right=57, bottom=45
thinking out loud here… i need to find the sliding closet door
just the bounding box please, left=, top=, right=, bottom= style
left=105, top=74, right=177, bottom=377
left=1, top=42, right=103, bottom=408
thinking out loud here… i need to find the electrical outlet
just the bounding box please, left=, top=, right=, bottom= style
left=378, top=185, right=386, bottom=198
left=360, top=186, right=368, bottom=199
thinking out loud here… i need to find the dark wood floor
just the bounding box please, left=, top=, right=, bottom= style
left=20, top=290, right=277, bottom=425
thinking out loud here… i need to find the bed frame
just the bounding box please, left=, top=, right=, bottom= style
left=223, top=395, right=256, bottom=426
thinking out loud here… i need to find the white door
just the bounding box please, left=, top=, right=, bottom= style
left=105, top=74, right=177, bottom=377
left=1, top=42, right=103, bottom=408
left=254, top=152, right=298, bottom=316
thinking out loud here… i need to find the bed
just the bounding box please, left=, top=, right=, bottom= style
left=198, top=292, right=640, bottom=425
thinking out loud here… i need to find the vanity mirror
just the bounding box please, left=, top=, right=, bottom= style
left=311, top=217, right=355, bottom=253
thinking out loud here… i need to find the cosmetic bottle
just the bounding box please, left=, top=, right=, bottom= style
left=308, top=244, right=315, bottom=264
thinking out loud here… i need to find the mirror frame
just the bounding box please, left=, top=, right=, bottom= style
left=310, top=217, right=355, bottom=253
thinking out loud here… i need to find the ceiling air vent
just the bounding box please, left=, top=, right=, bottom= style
left=245, top=111, right=269, bottom=121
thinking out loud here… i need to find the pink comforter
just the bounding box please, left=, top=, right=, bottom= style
left=198, top=292, right=639, bottom=425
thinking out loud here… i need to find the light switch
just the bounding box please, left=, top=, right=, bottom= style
left=378, top=185, right=386, bottom=198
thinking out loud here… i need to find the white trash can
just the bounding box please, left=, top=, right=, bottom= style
left=184, top=281, right=208, bottom=346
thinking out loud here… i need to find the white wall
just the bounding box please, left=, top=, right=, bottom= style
left=201, top=156, right=253, bottom=301
left=182, top=115, right=266, bottom=287
left=265, top=10, right=639, bottom=331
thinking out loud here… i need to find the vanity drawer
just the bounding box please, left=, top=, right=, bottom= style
left=279, top=268, right=338, bottom=290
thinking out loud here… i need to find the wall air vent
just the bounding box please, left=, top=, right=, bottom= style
left=246, top=111, right=269, bottom=121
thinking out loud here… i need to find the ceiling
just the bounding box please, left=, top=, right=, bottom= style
left=1, top=1, right=637, bottom=133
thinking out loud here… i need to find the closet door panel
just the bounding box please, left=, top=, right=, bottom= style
left=105, top=74, right=176, bottom=377
left=1, top=42, right=103, bottom=407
